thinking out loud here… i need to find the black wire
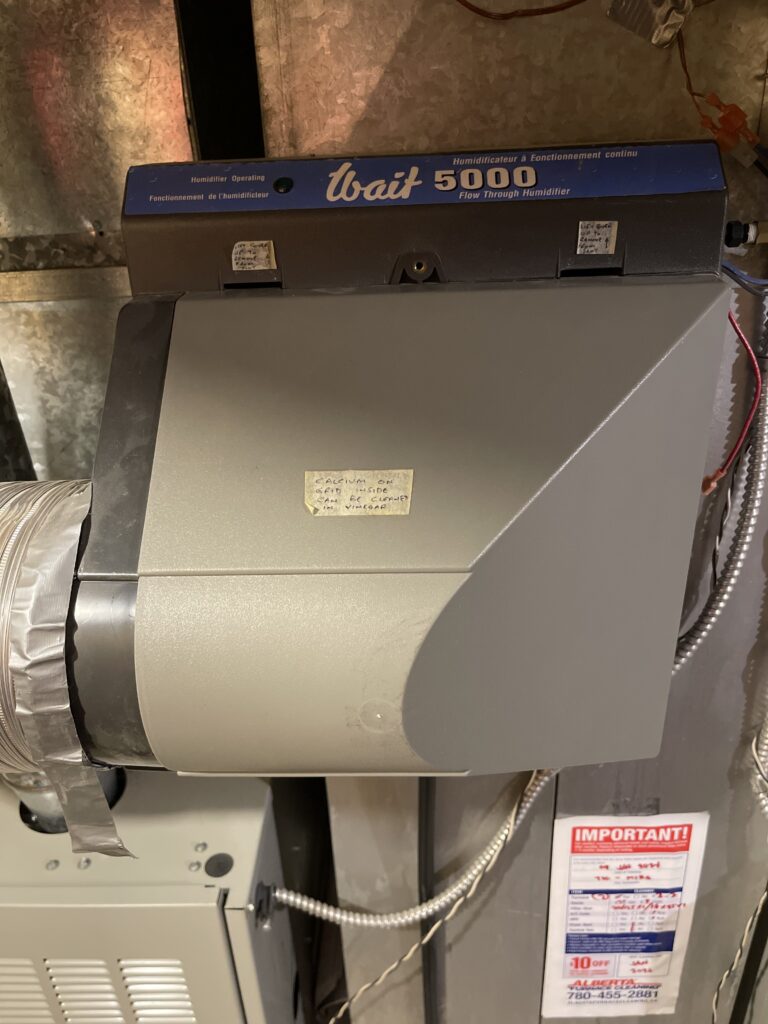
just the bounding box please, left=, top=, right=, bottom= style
left=418, top=778, right=442, bottom=1024
left=754, top=159, right=768, bottom=183
left=728, top=893, right=768, bottom=1024
left=454, top=0, right=589, bottom=18
left=745, top=956, right=768, bottom=1024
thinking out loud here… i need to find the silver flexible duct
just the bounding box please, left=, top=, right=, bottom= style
left=0, top=480, right=131, bottom=855
left=0, top=482, right=60, bottom=772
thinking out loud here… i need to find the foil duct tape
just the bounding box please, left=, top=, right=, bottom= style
left=0, top=480, right=132, bottom=856
left=607, top=0, right=694, bottom=47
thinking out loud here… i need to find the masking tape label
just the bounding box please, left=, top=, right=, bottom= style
left=231, top=239, right=276, bottom=271
left=542, top=812, right=709, bottom=1017
left=305, top=470, right=413, bottom=517
left=577, top=220, right=619, bottom=255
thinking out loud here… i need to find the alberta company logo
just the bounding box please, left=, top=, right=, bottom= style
left=326, top=161, right=423, bottom=202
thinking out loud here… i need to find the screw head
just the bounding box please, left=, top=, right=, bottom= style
left=77, top=857, right=92, bottom=870
left=188, top=861, right=202, bottom=873
left=194, top=842, right=208, bottom=853
left=45, top=859, right=60, bottom=871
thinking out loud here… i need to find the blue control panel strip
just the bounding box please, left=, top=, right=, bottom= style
left=124, top=143, right=724, bottom=216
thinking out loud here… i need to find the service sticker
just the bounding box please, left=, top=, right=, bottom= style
left=542, top=813, right=709, bottom=1017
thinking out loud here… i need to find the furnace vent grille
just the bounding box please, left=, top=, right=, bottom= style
left=2, top=957, right=196, bottom=1024
left=119, top=960, right=196, bottom=1023
left=45, top=959, right=124, bottom=1023
left=0, top=959, right=54, bottom=1023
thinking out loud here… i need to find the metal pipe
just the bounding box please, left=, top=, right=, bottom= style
left=1, top=768, right=123, bottom=833
left=1, top=771, right=66, bottom=828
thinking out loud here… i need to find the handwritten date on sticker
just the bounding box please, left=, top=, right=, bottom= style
left=576, top=220, right=618, bottom=256
left=231, top=239, right=276, bottom=271
left=305, top=470, right=413, bottom=517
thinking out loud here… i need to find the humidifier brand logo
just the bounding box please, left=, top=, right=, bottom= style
left=326, top=161, right=423, bottom=202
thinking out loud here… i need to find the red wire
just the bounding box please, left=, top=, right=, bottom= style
left=702, top=312, right=763, bottom=495
left=453, top=0, right=590, bottom=20
left=676, top=31, right=705, bottom=120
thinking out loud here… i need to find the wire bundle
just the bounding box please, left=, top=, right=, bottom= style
left=278, top=770, right=556, bottom=1023
left=704, top=302, right=768, bottom=1021
left=276, top=769, right=554, bottom=930
left=676, top=335, right=767, bottom=672
left=701, top=313, right=762, bottom=496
